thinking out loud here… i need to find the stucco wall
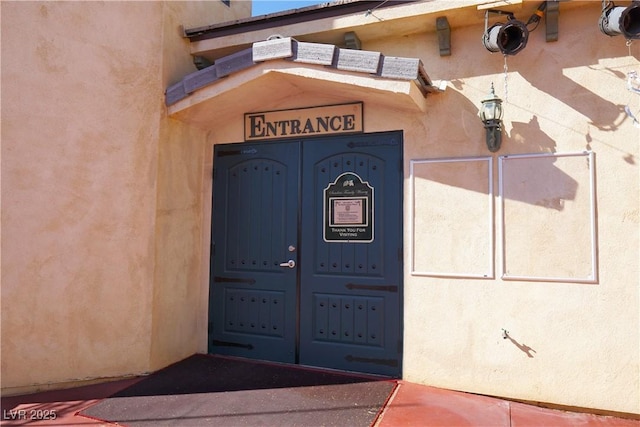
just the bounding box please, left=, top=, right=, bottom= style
left=1, top=0, right=249, bottom=394
left=151, top=1, right=251, bottom=371
left=2, top=0, right=638, bottom=416
left=168, top=2, right=638, bottom=415
left=365, top=5, right=639, bottom=415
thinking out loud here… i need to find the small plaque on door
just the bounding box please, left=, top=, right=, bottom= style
left=323, top=172, right=374, bottom=243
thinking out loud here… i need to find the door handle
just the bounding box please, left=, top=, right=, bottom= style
left=279, top=260, right=296, bottom=268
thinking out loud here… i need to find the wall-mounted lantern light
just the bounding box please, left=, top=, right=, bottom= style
left=599, top=0, right=640, bottom=39
left=479, top=83, right=504, bottom=152
left=482, top=9, right=529, bottom=55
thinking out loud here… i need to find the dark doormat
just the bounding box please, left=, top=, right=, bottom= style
left=80, top=354, right=397, bottom=426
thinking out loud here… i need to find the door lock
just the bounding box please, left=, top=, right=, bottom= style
left=279, top=260, right=296, bottom=268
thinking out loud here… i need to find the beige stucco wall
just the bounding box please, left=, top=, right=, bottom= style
left=2, top=0, right=638, bottom=417
left=1, top=0, right=249, bottom=394
left=381, top=6, right=638, bottom=415
left=167, top=2, right=638, bottom=415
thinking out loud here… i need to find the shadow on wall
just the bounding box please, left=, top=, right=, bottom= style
left=503, top=331, right=537, bottom=358
left=418, top=87, right=578, bottom=210
left=520, top=50, right=632, bottom=134
left=506, top=116, right=579, bottom=211
left=506, top=11, right=638, bottom=167
left=447, top=5, right=637, bottom=165
left=509, top=115, right=555, bottom=153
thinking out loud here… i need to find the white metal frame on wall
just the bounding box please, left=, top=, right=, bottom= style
left=498, top=151, right=598, bottom=283
left=410, top=156, right=494, bottom=279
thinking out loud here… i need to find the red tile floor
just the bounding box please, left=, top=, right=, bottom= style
left=375, top=382, right=639, bottom=427
left=1, top=378, right=638, bottom=426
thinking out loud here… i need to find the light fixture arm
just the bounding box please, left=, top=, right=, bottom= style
left=602, top=0, right=613, bottom=11
left=484, top=9, right=516, bottom=32
left=485, top=9, right=516, bottom=20
left=483, top=119, right=503, bottom=152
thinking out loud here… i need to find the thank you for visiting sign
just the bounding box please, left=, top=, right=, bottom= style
left=245, top=102, right=363, bottom=141
left=323, top=172, right=374, bottom=243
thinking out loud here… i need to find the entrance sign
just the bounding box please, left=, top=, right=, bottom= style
left=323, top=172, right=374, bottom=243
left=245, top=103, right=363, bottom=141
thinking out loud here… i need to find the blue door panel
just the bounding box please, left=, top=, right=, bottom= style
left=209, top=132, right=402, bottom=377
left=300, top=131, right=403, bottom=377
left=209, top=143, right=299, bottom=363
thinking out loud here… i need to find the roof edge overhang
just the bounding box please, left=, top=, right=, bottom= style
left=166, top=37, right=445, bottom=110
left=187, top=0, right=542, bottom=61
left=167, top=59, right=432, bottom=133
left=185, top=0, right=417, bottom=42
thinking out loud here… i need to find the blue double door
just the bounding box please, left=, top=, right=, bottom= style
left=208, top=131, right=403, bottom=376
